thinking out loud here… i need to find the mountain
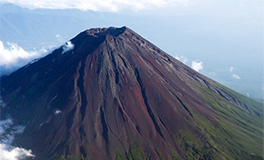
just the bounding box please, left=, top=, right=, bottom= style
left=0, top=26, right=263, bottom=160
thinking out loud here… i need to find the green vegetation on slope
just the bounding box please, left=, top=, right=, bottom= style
left=190, top=82, right=264, bottom=159
left=115, top=142, right=147, bottom=160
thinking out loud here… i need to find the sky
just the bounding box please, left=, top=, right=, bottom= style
left=1, top=0, right=193, bottom=12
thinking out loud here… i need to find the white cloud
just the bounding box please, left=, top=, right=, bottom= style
left=229, top=66, right=234, bottom=72
left=0, top=41, right=51, bottom=75
left=0, top=41, right=39, bottom=67
left=0, top=96, right=6, bottom=108
left=0, top=41, right=56, bottom=75
left=55, top=34, right=65, bottom=43
left=191, top=60, right=203, bottom=72
left=0, top=144, right=34, bottom=160
left=232, top=74, right=241, bottom=79
left=0, top=119, right=34, bottom=160
left=175, top=55, right=188, bottom=64
left=246, top=92, right=250, bottom=97
left=62, top=41, right=74, bottom=54
left=3, top=0, right=192, bottom=12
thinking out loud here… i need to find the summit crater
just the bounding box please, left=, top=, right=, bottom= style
left=85, top=26, right=127, bottom=37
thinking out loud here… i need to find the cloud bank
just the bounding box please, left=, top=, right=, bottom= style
left=0, top=119, right=34, bottom=160
left=191, top=60, right=203, bottom=72
left=2, top=0, right=192, bottom=12
left=0, top=41, right=51, bottom=75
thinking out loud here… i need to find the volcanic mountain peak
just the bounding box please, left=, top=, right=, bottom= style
left=85, top=26, right=127, bottom=37
left=1, top=26, right=263, bottom=160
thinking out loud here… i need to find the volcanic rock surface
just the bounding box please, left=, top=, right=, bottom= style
left=0, top=26, right=263, bottom=160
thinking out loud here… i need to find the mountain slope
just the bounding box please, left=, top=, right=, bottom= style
left=0, top=26, right=263, bottom=160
